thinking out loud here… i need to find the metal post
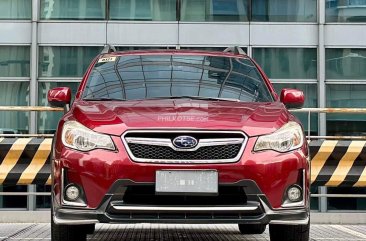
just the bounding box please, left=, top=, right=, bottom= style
left=30, top=0, right=39, bottom=134
left=247, top=45, right=252, bottom=58
left=318, top=0, right=326, bottom=136
left=308, top=111, right=311, bottom=138
left=318, top=1, right=327, bottom=213
left=319, top=186, right=328, bottom=212
left=0, top=186, right=3, bottom=208
left=28, top=0, right=39, bottom=211
left=27, top=185, right=37, bottom=211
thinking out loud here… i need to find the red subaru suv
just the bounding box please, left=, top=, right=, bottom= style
left=49, top=46, right=309, bottom=241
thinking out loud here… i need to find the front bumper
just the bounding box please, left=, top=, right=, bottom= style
left=53, top=180, right=309, bottom=226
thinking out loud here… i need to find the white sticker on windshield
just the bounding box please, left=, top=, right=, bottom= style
left=98, top=57, right=116, bottom=63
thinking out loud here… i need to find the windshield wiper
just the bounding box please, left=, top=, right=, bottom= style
left=83, top=97, right=126, bottom=101
left=145, top=96, right=240, bottom=102
left=83, top=96, right=240, bottom=102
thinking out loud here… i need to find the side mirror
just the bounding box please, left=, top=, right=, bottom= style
left=280, top=88, right=304, bottom=109
left=48, top=87, right=71, bottom=108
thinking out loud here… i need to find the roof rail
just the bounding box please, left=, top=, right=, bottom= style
left=101, top=44, right=117, bottom=54
left=223, top=46, right=246, bottom=55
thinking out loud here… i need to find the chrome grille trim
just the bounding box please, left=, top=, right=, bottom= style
left=125, top=137, right=244, bottom=152
left=122, top=130, right=248, bottom=164
left=110, top=204, right=259, bottom=212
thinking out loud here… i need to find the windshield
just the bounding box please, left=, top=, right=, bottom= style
left=82, top=55, right=273, bottom=102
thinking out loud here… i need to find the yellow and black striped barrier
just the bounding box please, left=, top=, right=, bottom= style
left=0, top=138, right=52, bottom=185
left=0, top=138, right=366, bottom=187
left=310, top=140, right=366, bottom=187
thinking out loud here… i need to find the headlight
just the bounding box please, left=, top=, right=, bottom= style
left=254, top=122, right=304, bottom=153
left=62, top=121, right=115, bottom=151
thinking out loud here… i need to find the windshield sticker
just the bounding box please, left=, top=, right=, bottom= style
left=98, top=57, right=116, bottom=63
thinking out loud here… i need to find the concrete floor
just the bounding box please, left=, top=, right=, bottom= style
left=1, top=223, right=366, bottom=241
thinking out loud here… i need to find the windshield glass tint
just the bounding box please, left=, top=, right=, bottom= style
left=82, top=55, right=273, bottom=102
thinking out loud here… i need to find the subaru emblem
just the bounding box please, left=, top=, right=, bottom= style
left=173, top=136, right=198, bottom=149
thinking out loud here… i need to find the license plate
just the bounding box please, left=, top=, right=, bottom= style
left=156, top=170, right=218, bottom=195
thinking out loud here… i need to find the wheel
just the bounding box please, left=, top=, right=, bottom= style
left=269, top=222, right=310, bottom=241
left=51, top=217, right=87, bottom=241
left=50, top=142, right=88, bottom=241
left=51, top=210, right=87, bottom=241
left=238, top=224, right=266, bottom=234
left=82, top=224, right=95, bottom=235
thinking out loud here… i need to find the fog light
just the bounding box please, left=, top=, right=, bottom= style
left=65, top=185, right=80, bottom=201
left=287, top=185, right=302, bottom=202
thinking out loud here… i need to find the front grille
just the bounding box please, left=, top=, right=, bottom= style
left=122, top=131, right=247, bottom=164
left=129, top=143, right=241, bottom=160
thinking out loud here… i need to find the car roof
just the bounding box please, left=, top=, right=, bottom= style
left=100, top=49, right=248, bottom=58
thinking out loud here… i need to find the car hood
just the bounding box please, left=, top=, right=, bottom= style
left=70, top=99, right=290, bottom=137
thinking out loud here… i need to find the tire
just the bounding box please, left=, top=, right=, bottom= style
left=51, top=210, right=87, bottom=241
left=238, top=224, right=266, bottom=234
left=269, top=222, right=310, bottom=241
left=50, top=139, right=88, bottom=241
left=82, top=224, right=95, bottom=235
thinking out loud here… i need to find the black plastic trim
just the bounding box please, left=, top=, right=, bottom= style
left=53, top=179, right=309, bottom=225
